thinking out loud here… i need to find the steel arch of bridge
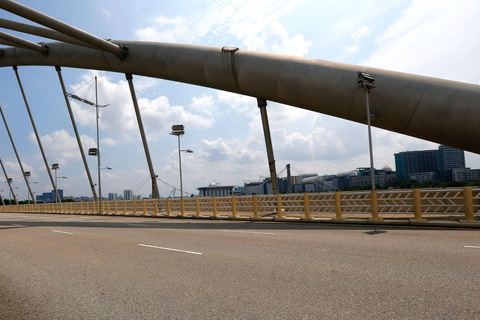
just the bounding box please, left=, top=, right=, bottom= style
left=0, top=39, right=479, bottom=154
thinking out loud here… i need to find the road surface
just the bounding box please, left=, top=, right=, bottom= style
left=1, top=212, right=479, bottom=319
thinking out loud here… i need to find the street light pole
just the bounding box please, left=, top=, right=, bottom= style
left=52, top=163, right=58, bottom=202
left=94, top=76, right=103, bottom=214
left=357, top=72, right=377, bottom=191
left=170, top=125, right=194, bottom=214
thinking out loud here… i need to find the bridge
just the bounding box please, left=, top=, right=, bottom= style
left=1, top=2, right=480, bottom=319
left=0, top=1, right=478, bottom=226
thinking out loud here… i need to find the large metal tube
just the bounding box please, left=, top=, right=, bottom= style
left=257, top=98, right=279, bottom=195
left=0, top=153, right=17, bottom=204
left=13, top=66, right=61, bottom=203
left=0, top=104, right=35, bottom=202
left=0, top=41, right=479, bottom=153
left=0, top=0, right=123, bottom=56
left=0, top=30, right=46, bottom=52
left=0, top=18, right=96, bottom=49
left=55, top=66, right=98, bottom=201
left=125, top=73, right=160, bottom=199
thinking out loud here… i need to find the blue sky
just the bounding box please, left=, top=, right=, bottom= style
left=1, top=0, right=480, bottom=199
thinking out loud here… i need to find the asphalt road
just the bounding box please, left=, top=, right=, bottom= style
left=1, top=212, right=479, bottom=319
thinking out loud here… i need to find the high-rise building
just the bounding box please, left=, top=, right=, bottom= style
left=108, top=193, right=117, bottom=201
left=394, top=150, right=440, bottom=180
left=439, top=145, right=465, bottom=182
left=123, top=190, right=133, bottom=201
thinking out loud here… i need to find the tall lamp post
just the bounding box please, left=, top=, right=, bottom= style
left=51, top=163, right=60, bottom=202
left=357, top=71, right=377, bottom=190
left=170, top=125, right=193, bottom=214
left=24, top=171, right=37, bottom=204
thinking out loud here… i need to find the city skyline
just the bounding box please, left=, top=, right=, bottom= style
left=1, top=0, right=480, bottom=200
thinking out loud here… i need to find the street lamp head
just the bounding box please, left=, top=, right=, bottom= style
left=357, top=71, right=376, bottom=90
left=7, top=178, right=12, bottom=183
left=88, top=148, right=99, bottom=156
left=171, top=124, right=185, bottom=136
left=24, top=171, right=31, bottom=177
left=51, top=163, right=59, bottom=170
left=185, top=149, right=194, bottom=153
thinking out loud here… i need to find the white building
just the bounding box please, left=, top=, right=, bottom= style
left=197, top=182, right=235, bottom=197
left=453, top=168, right=480, bottom=182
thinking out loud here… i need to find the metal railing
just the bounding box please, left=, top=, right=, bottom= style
left=1, top=187, right=479, bottom=224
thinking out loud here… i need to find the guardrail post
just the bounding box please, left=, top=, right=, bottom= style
left=276, top=194, right=283, bottom=218
left=253, top=195, right=258, bottom=218
left=303, top=193, right=311, bottom=219
left=132, top=199, right=136, bottom=216
left=413, top=189, right=422, bottom=220
left=371, top=190, right=379, bottom=220
left=114, top=200, right=118, bottom=215
left=106, top=201, right=109, bottom=215
left=181, top=198, right=185, bottom=216
left=370, top=190, right=378, bottom=219
left=166, top=198, right=171, bottom=215
left=232, top=196, right=237, bottom=218
left=143, top=199, right=147, bottom=216
left=196, top=197, right=200, bottom=217
left=153, top=199, right=158, bottom=216
left=335, top=192, right=342, bottom=219
left=123, top=200, right=126, bottom=215
left=212, top=197, right=218, bottom=218
left=464, top=187, right=474, bottom=222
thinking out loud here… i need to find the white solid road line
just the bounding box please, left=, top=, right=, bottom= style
left=219, top=230, right=276, bottom=235
left=52, top=230, right=74, bottom=235
left=138, top=244, right=203, bottom=255
left=464, top=246, right=480, bottom=249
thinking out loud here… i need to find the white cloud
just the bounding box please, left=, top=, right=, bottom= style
left=69, top=71, right=214, bottom=141
left=362, top=0, right=480, bottom=83
left=135, top=0, right=311, bottom=56
left=344, top=26, right=370, bottom=55
left=30, top=130, right=96, bottom=166
left=189, top=95, right=218, bottom=118
left=351, top=26, right=370, bottom=43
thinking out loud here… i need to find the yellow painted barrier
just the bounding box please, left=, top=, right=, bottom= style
left=196, top=197, right=200, bottom=217
left=303, top=193, right=311, bottom=219
left=114, top=200, right=118, bottom=215
left=153, top=199, right=158, bottom=216
left=181, top=198, right=185, bottom=216
left=335, top=192, right=342, bottom=219
left=371, top=190, right=379, bottom=219
left=253, top=195, right=258, bottom=218
left=212, top=197, right=218, bottom=217
left=413, top=189, right=422, bottom=220
left=166, top=198, right=171, bottom=215
left=464, top=187, right=474, bottom=221
left=276, top=194, right=283, bottom=218
left=143, top=199, right=147, bottom=216
left=231, top=196, right=237, bottom=218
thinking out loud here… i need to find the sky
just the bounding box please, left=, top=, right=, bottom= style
left=0, top=0, right=480, bottom=200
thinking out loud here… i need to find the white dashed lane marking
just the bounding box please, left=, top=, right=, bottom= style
left=464, top=246, right=480, bottom=249
left=138, top=244, right=203, bottom=255
left=51, top=230, right=74, bottom=235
